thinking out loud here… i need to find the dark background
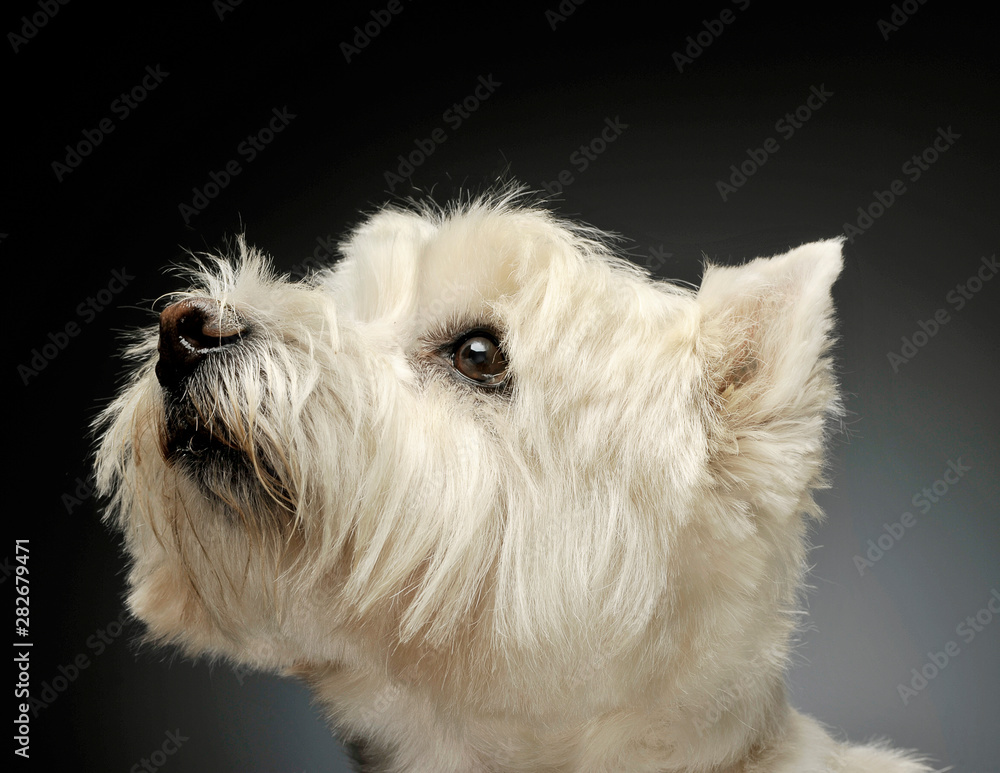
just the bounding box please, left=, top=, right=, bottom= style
left=6, top=2, right=998, bottom=771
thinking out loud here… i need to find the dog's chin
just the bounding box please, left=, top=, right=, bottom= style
left=159, top=399, right=294, bottom=516
left=164, top=420, right=236, bottom=471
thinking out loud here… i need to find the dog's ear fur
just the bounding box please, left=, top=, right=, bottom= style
left=697, top=238, right=844, bottom=514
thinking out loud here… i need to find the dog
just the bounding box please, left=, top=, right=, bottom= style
left=97, top=191, right=935, bottom=772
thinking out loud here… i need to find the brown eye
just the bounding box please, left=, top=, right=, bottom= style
left=452, top=331, right=508, bottom=386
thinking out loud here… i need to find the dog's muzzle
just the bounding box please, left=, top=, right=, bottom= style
left=155, top=299, right=247, bottom=388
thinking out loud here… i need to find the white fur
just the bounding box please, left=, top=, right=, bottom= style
left=97, top=193, right=936, bottom=772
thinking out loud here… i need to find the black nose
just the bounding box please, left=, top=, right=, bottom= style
left=155, top=299, right=246, bottom=387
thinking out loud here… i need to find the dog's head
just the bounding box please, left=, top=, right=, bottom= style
left=97, top=194, right=842, bottom=715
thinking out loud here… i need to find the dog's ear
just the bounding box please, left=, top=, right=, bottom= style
left=698, top=238, right=843, bottom=399
left=697, top=239, right=844, bottom=507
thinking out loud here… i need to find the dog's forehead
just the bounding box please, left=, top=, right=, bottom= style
left=415, top=210, right=527, bottom=321
left=336, top=205, right=572, bottom=327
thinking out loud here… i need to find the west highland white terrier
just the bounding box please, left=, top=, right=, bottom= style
left=97, top=192, right=935, bottom=772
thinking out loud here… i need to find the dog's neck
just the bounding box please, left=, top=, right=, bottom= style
left=304, top=659, right=798, bottom=773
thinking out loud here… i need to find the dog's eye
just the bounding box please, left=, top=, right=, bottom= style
left=451, top=331, right=508, bottom=387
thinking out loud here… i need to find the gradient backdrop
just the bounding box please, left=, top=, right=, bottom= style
left=7, top=3, right=998, bottom=771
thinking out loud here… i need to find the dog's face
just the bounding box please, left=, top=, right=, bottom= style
left=97, top=197, right=842, bottom=724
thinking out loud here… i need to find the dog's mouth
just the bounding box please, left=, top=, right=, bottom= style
left=152, top=297, right=297, bottom=512
left=162, top=411, right=233, bottom=463
left=160, top=399, right=245, bottom=472
left=159, top=398, right=296, bottom=513
left=153, top=295, right=256, bottom=477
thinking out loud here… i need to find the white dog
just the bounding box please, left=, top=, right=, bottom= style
left=97, top=191, right=935, bottom=772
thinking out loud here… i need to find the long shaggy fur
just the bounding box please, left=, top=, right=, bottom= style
left=97, top=193, right=935, bottom=772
